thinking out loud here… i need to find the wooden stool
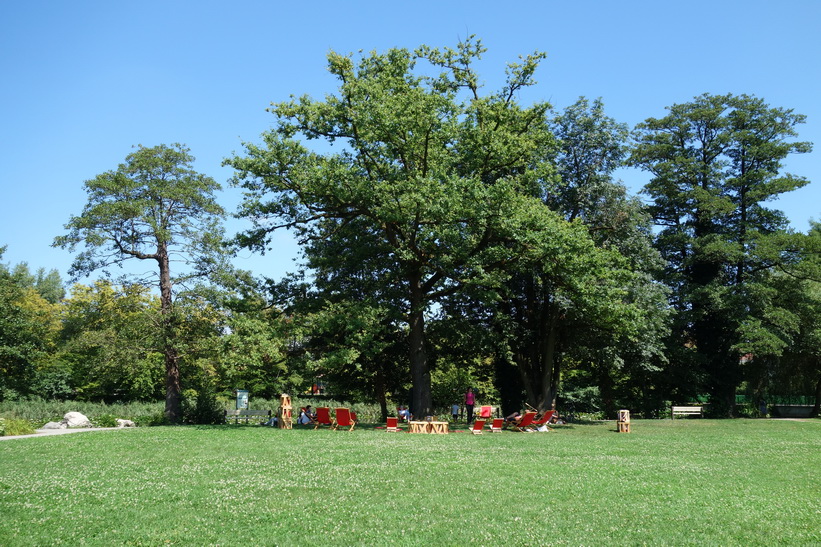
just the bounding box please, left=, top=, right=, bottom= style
left=617, top=409, right=631, bottom=433
left=279, top=393, right=293, bottom=429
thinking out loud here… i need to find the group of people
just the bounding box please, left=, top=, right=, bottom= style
left=464, top=385, right=566, bottom=428
left=264, top=404, right=315, bottom=427
left=396, top=387, right=567, bottom=427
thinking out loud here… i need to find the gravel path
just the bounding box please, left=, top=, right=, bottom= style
left=0, top=427, right=125, bottom=441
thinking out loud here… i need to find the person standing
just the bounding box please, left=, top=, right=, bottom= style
left=464, top=387, right=475, bottom=424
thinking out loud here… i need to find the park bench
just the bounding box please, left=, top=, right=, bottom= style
left=671, top=405, right=703, bottom=419
left=224, top=409, right=272, bottom=424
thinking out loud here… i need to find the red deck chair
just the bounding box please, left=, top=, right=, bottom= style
left=386, top=416, right=400, bottom=432
left=478, top=405, right=493, bottom=420
left=471, top=419, right=486, bottom=435
left=314, top=407, right=332, bottom=429
left=514, top=411, right=538, bottom=432
left=530, top=410, right=555, bottom=430
left=490, top=418, right=504, bottom=433
left=333, top=408, right=357, bottom=431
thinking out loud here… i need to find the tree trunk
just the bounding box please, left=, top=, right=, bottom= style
left=408, top=270, right=432, bottom=418
left=538, top=303, right=560, bottom=411
left=507, top=278, right=561, bottom=413
left=158, top=245, right=181, bottom=423
left=375, top=365, right=389, bottom=422
left=811, top=373, right=821, bottom=419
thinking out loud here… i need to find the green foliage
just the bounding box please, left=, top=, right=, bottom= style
left=0, top=397, right=164, bottom=426
left=214, top=309, right=290, bottom=399
left=31, top=366, right=74, bottom=400
left=56, top=281, right=164, bottom=401
left=54, top=143, right=226, bottom=282
left=0, top=417, right=4, bottom=436
left=0, top=253, right=61, bottom=399
left=90, top=413, right=118, bottom=428
left=132, top=412, right=170, bottom=427
left=0, top=416, right=36, bottom=436
left=181, top=381, right=225, bottom=425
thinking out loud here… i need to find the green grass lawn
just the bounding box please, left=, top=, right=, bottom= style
left=1, top=419, right=818, bottom=546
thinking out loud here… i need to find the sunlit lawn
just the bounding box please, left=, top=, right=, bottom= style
left=1, top=419, right=818, bottom=545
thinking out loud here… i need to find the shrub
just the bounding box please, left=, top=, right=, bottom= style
left=0, top=417, right=5, bottom=436
left=182, top=381, right=224, bottom=425
left=1, top=417, right=36, bottom=436
left=0, top=398, right=164, bottom=425
left=91, top=413, right=119, bottom=428
left=133, top=412, right=169, bottom=427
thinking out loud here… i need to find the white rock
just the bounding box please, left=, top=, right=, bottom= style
left=116, top=419, right=135, bottom=428
left=63, top=411, right=92, bottom=428
left=42, top=421, right=67, bottom=429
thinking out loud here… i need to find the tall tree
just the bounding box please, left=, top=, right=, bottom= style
left=226, top=37, right=578, bottom=417
left=464, top=98, right=668, bottom=414
left=630, top=93, right=812, bottom=415
left=0, top=248, right=57, bottom=398
left=54, top=144, right=225, bottom=421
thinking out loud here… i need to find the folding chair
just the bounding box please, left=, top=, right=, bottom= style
left=530, top=410, right=555, bottom=431
left=471, top=420, right=486, bottom=435
left=477, top=405, right=494, bottom=420
left=514, top=411, right=538, bottom=432
left=386, top=416, right=401, bottom=432
left=333, top=408, right=357, bottom=431
left=490, top=418, right=504, bottom=433
left=314, top=407, right=332, bottom=429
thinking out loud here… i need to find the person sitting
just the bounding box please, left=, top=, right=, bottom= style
left=397, top=406, right=410, bottom=422
left=298, top=405, right=315, bottom=426
left=505, top=411, right=522, bottom=427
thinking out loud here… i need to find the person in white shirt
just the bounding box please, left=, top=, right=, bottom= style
left=298, top=405, right=315, bottom=425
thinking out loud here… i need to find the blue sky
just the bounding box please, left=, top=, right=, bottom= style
left=2, top=1, right=819, bottom=283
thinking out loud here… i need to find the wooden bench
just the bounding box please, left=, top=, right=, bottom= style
left=671, top=405, right=703, bottom=419
left=224, top=409, right=272, bottom=424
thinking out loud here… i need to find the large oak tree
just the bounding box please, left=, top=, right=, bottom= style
left=226, top=38, right=586, bottom=417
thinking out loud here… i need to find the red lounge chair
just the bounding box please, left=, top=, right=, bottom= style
left=471, top=420, right=486, bottom=435
left=530, top=410, right=555, bottom=430
left=490, top=418, right=504, bottom=433
left=514, top=411, right=538, bottom=432
left=314, top=407, right=332, bottom=429
left=478, top=405, right=493, bottom=420
left=333, top=408, right=356, bottom=431
left=386, top=416, right=400, bottom=432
